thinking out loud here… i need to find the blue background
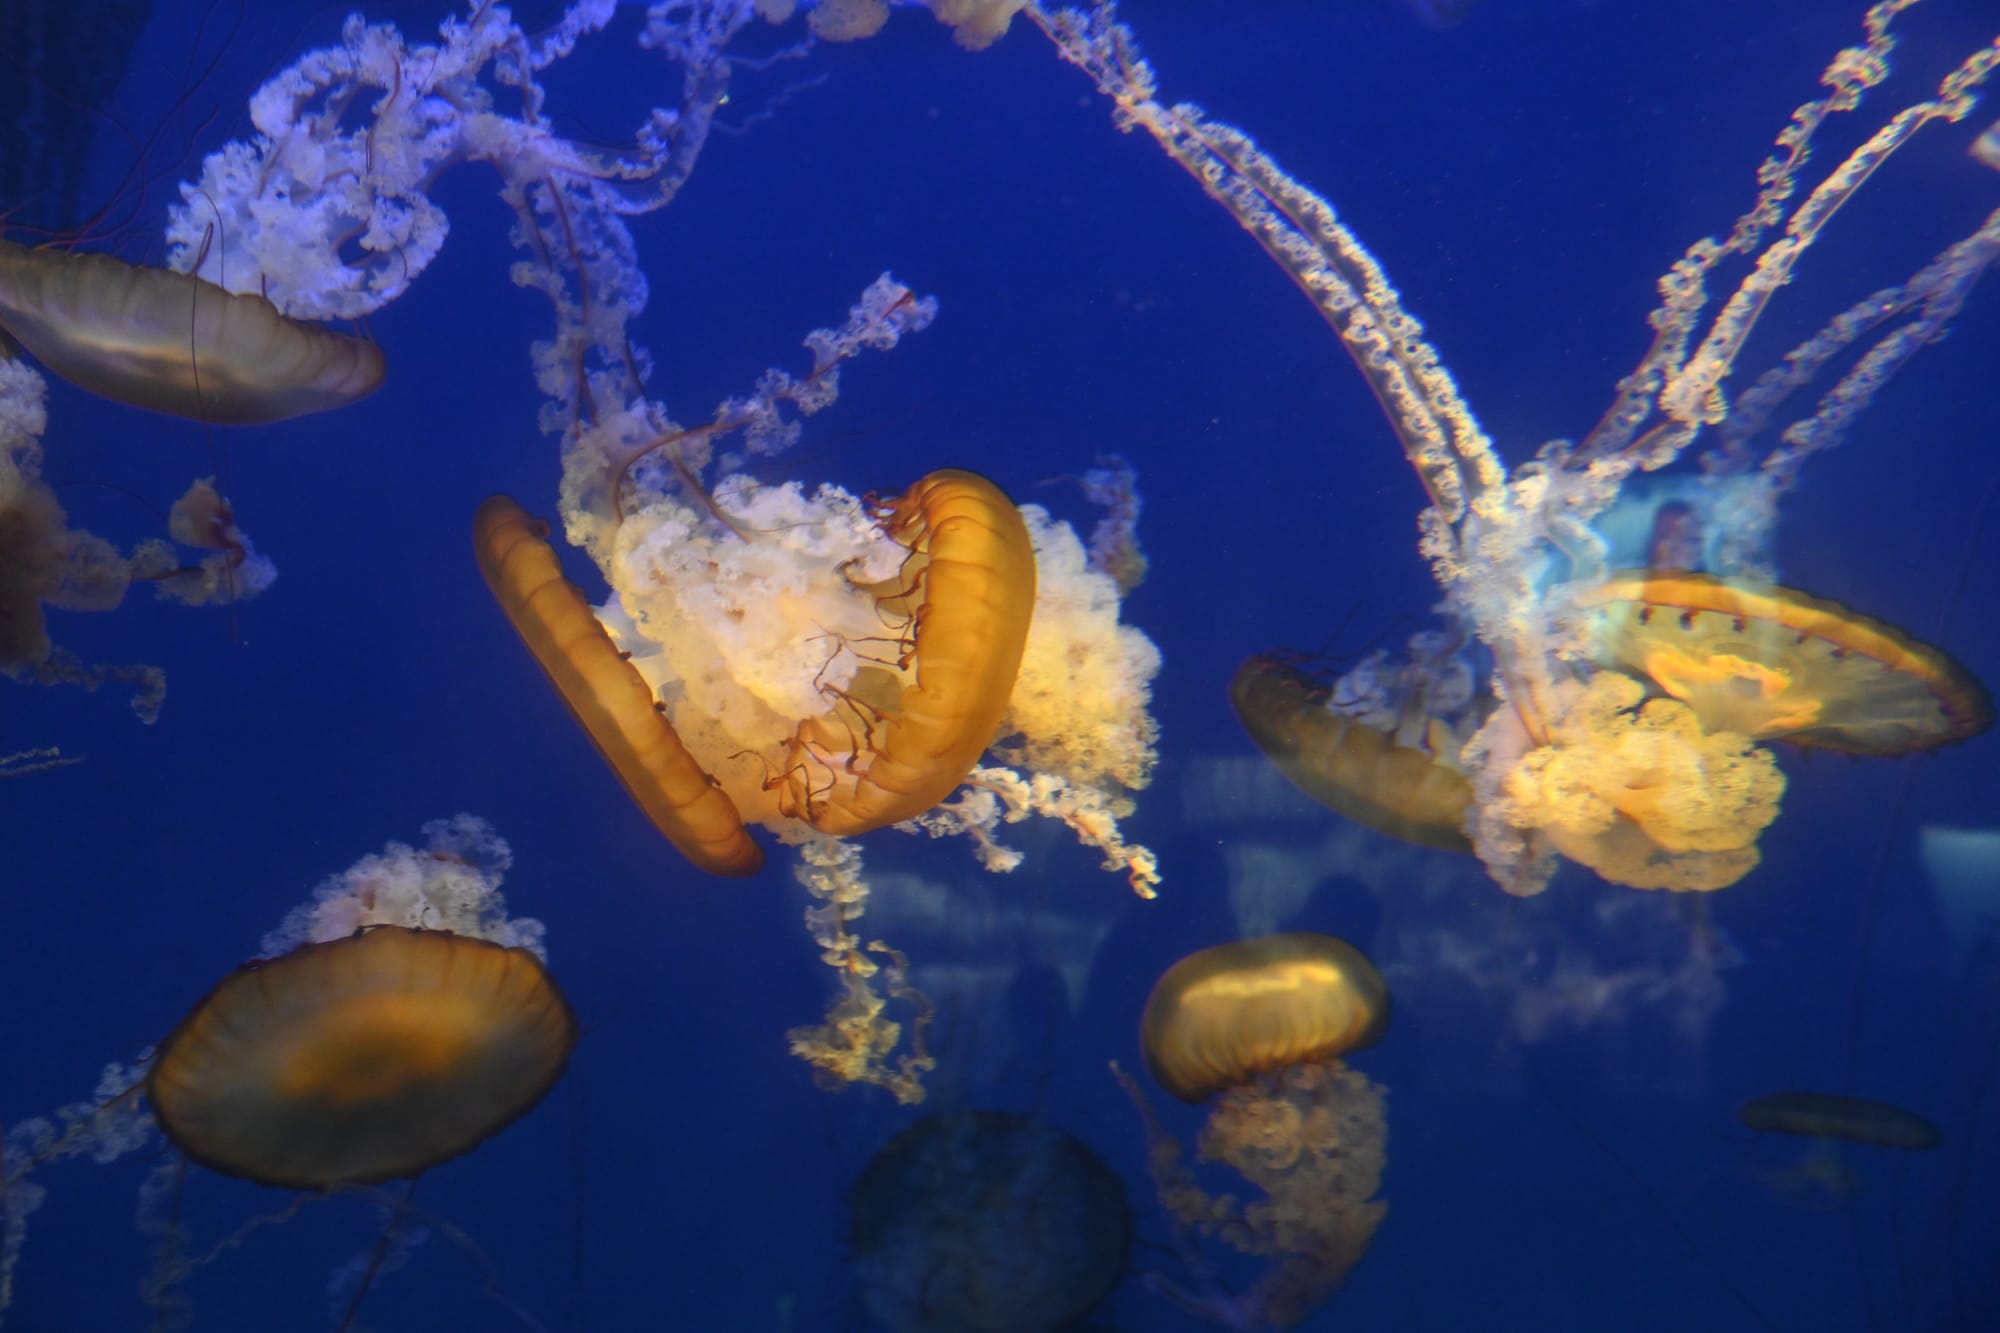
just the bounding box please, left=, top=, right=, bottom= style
left=5, top=0, right=1997, bottom=1328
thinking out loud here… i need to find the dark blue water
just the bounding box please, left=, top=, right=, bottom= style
left=5, top=1, right=1996, bottom=1329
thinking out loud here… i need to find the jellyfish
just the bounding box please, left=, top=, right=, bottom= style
left=848, top=1110, right=1131, bottom=1332
left=151, top=817, right=569, bottom=1194
left=1230, top=640, right=1481, bottom=855
left=170, top=13, right=1163, bottom=1099
left=1487, top=570, right=1991, bottom=889
left=773, top=467, right=1039, bottom=837
left=484, top=278, right=1159, bottom=1100
left=146, top=925, right=576, bottom=1191
left=1491, top=670, right=1788, bottom=892
left=1123, top=933, right=1390, bottom=1330
left=1737, top=1091, right=1940, bottom=1208
left=1737, top=1091, right=1941, bottom=1150
left=479, top=470, right=1045, bottom=857
left=558, top=463, right=1040, bottom=847
left=585, top=451, right=1153, bottom=1099
left=475, top=493, right=763, bottom=878
left=1036, top=2, right=1999, bottom=896
left=2, top=818, right=554, bottom=1327
left=0, top=239, right=384, bottom=424
left=1576, top=572, right=1993, bottom=756
left=799, top=0, right=1029, bottom=48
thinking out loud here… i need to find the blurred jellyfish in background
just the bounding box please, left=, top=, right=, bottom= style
left=1736, top=1090, right=1940, bottom=1206
left=848, top=1110, right=1131, bottom=1332
left=1122, top=934, right=1389, bottom=1330
left=1176, top=750, right=1734, bottom=1097
left=1230, top=635, right=1483, bottom=856
left=0, top=816, right=563, bottom=1330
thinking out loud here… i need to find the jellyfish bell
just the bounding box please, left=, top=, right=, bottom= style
left=146, top=925, right=578, bottom=1191
left=1574, top=572, right=1992, bottom=755
left=0, top=239, right=385, bottom=424
left=1127, top=933, right=1390, bottom=1328
left=1736, top=1090, right=1941, bottom=1151
left=1735, top=1092, right=1941, bottom=1213
left=1231, top=651, right=1477, bottom=854
left=848, top=1110, right=1131, bottom=1333
left=779, top=468, right=1037, bottom=837
left=1, top=10, right=384, bottom=427
left=1141, top=932, right=1389, bottom=1104
left=474, top=493, right=764, bottom=878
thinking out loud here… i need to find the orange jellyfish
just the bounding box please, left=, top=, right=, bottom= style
left=0, top=238, right=384, bottom=424
left=1123, top=933, right=1390, bottom=1330
left=779, top=468, right=1037, bottom=836
left=1575, top=572, right=1992, bottom=756
left=146, top=925, right=577, bottom=1190
left=479, top=471, right=1037, bottom=869
left=475, top=494, right=763, bottom=877
left=850, top=1110, right=1132, bottom=1332
left=1231, top=651, right=1476, bottom=853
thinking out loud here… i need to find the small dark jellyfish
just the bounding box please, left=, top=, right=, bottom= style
left=1737, top=1091, right=1941, bottom=1151
left=849, top=1109, right=1131, bottom=1332
left=146, top=925, right=578, bottom=1190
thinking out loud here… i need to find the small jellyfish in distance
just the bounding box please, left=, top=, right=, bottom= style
left=1736, top=1090, right=1940, bottom=1206
left=1737, top=1090, right=1942, bottom=1150
left=146, top=925, right=578, bottom=1190
left=849, top=1110, right=1131, bottom=1332
left=1123, top=933, right=1390, bottom=1330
